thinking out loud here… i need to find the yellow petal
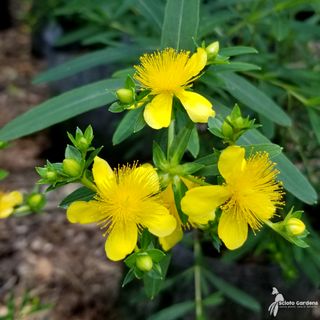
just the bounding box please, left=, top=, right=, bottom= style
left=0, top=191, right=23, bottom=219
left=92, top=156, right=115, bottom=194
left=176, top=90, right=215, bottom=123
left=181, top=186, right=230, bottom=225
left=218, top=210, right=248, bottom=250
left=218, top=146, right=246, bottom=182
left=0, top=208, right=14, bottom=219
left=141, top=201, right=176, bottom=237
left=144, top=93, right=173, bottom=129
left=131, top=163, right=160, bottom=195
left=67, top=200, right=103, bottom=224
left=185, top=47, right=207, bottom=77
left=105, top=221, right=137, bottom=261
left=159, top=224, right=183, bottom=251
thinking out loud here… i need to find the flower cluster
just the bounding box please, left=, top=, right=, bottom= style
left=38, top=46, right=308, bottom=277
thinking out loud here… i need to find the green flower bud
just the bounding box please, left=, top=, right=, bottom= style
left=286, top=218, right=306, bottom=236
left=46, top=170, right=57, bottom=181
left=136, top=254, right=153, bottom=272
left=206, top=41, right=219, bottom=59
left=62, top=159, right=82, bottom=177
left=234, top=116, right=245, bottom=128
left=78, top=137, right=90, bottom=150
left=221, top=121, right=233, bottom=138
left=0, top=141, right=8, bottom=149
left=116, top=88, right=134, bottom=104
left=27, top=193, right=46, bottom=212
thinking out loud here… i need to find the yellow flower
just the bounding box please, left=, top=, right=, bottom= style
left=0, top=191, right=23, bottom=218
left=134, top=48, right=215, bottom=129
left=181, top=146, right=283, bottom=250
left=160, top=179, right=212, bottom=251
left=67, top=157, right=176, bottom=261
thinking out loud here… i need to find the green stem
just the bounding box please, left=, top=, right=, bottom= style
left=80, top=172, right=97, bottom=192
left=167, top=119, right=175, bottom=158
left=194, top=230, right=204, bottom=320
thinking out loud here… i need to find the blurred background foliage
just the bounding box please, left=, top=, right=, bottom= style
left=1, top=0, right=319, bottom=319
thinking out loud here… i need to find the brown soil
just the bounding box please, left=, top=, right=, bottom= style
left=0, top=21, right=122, bottom=320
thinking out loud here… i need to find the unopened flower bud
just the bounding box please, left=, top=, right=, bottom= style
left=27, top=193, right=46, bottom=212
left=46, top=170, right=57, bottom=181
left=136, top=254, right=153, bottom=272
left=221, top=121, right=233, bottom=138
left=234, top=117, right=244, bottom=128
left=286, top=218, right=305, bottom=236
left=206, top=41, right=219, bottom=59
left=116, top=88, right=134, bottom=104
left=78, top=137, right=90, bottom=150
left=62, top=159, right=82, bottom=177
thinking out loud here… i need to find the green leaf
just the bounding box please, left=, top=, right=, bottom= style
left=161, top=0, right=200, bottom=50
left=59, top=187, right=95, bottom=208
left=33, top=46, right=142, bottom=84
left=143, top=254, right=171, bottom=299
left=308, top=108, right=320, bottom=145
left=211, top=62, right=261, bottom=73
left=153, top=141, right=168, bottom=170
left=204, top=269, right=261, bottom=313
left=54, top=25, right=100, bottom=47
left=147, top=249, right=166, bottom=263
left=112, top=108, right=145, bottom=145
left=219, top=46, right=258, bottom=56
left=148, top=301, right=194, bottom=320
left=242, top=143, right=282, bottom=158
left=187, top=126, right=200, bottom=158
left=214, top=72, right=292, bottom=126
left=172, top=179, right=188, bottom=224
left=169, top=124, right=193, bottom=164
left=65, top=145, right=82, bottom=161
left=0, top=169, right=8, bottom=181
left=137, top=0, right=164, bottom=33
left=0, top=79, right=122, bottom=141
left=122, top=268, right=136, bottom=287
left=179, top=162, right=204, bottom=175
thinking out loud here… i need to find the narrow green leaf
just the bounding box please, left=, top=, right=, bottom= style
left=153, top=141, right=168, bottom=170
left=242, top=143, right=282, bottom=159
left=112, top=108, right=144, bottom=145
left=204, top=269, right=261, bottom=312
left=54, top=25, right=100, bottom=47
left=212, top=62, right=261, bottom=73
left=137, top=0, right=164, bottom=33
left=214, top=72, right=292, bottom=126
left=308, top=108, right=320, bottom=145
left=0, top=79, right=122, bottom=141
left=33, top=46, right=142, bottom=84
left=219, top=46, right=258, bottom=56
left=187, top=126, right=200, bottom=158
left=59, top=187, right=95, bottom=208
left=161, top=0, right=200, bottom=50
left=169, top=124, right=193, bottom=164
left=148, top=301, right=194, bottom=320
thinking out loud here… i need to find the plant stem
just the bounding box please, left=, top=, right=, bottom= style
left=167, top=119, right=175, bottom=158
left=80, top=172, right=97, bottom=192
left=194, top=230, right=204, bottom=320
